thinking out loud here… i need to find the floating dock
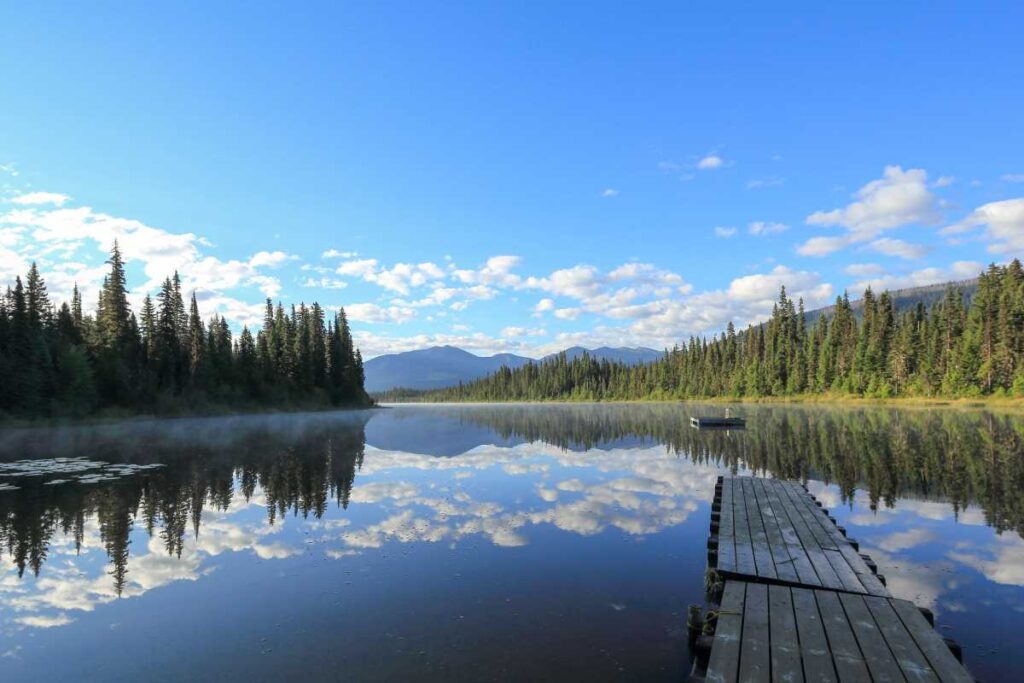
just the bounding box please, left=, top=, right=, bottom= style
left=691, top=416, right=746, bottom=428
left=714, top=476, right=887, bottom=596
left=690, top=476, right=973, bottom=682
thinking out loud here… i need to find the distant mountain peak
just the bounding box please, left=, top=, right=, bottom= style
left=365, top=345, right=662, bottom=392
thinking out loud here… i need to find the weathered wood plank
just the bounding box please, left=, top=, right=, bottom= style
left=718, top=475, right=737, bottom=572
left=889, top=600, right=975, bottom=683
left=838, top=592, right=905, bottom=682
left=700, top=581, right=974, bottom=683
left=791, top=587, right=838, bottom=683
left=776, top=481, right=875, bottom=594
left=778, top=482, right=891, bottom=597
left=823, top=548, right=872, bottom=595
left=706, top=581, right=745, bottom=683
left=815, top=590, right=872, bottom=683
left=760, top=478, right=819, bottom=586
left=732, top=478, right=757, bottom=577
left=739, top=582, right=771, bottom=682
left=752, top=478, right=800, bottom=584
left=767, top=479, right=845, bottom=590
left=742, top=476, right=778, bottom=580
left=768, top=584, right=804, bottom=683
left=864, top=596, right=940, bottom=683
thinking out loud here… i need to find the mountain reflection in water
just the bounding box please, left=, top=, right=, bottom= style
left=0, top=403, right=1022, bottom=681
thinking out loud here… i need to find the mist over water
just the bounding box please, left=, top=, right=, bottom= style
left=0, top=403, right=1021, bottom=681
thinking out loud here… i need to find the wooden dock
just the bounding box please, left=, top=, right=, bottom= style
left=702, top=581, right=972, bottom=683
left=690, top=476, right=974, bottom=682
left=712, top=476, right=888, bottom=596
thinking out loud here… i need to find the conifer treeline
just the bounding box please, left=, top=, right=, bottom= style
left=417, top=262, right=1022, bottom=402
left=0, top=243, right=370, bottom=419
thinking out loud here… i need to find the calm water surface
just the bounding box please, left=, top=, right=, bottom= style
left=1, top=403, right=1022, bottom=681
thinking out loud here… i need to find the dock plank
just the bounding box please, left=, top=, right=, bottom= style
left=791, top=587, right=838, bottom=683
left=775, top=481, right=866, bottom=594
left=838, top=592, right=905, bottom=682
left=778, top=482, right=890, bottom=597
left=739, top=582, right=771, bottom=682
left=732, top=478, right=757, bottom=577
left=742, top=477, right=778, bottom=581
left=697, top=580, right=974, bottom=683
left=753, top=478, right=800, bottom=584
left=705, top=581, right=745, bottom=683
left=864, top=596, right=939, bottom=683
left=718, top=476, right=737, bottom=572
left=698, top=479, right=971, bottom=683
left=758, top=478, right=819, bottom=586
left=768, top=584, right=804, bottom=683
left=766, top=478, right=846, bottom=591
left=815, top=589, right=873, bottom=682
left=889, top=600, right=974, bottom=683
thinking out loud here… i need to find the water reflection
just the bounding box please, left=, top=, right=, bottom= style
left=423, top=404, right=1024, bottom=533
left=0, top=403, right=1022, bottom=680
left=0, top=413, right=368, bottom=596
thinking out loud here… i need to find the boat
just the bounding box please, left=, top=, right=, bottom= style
left=690, top=415, right=746, bottom=428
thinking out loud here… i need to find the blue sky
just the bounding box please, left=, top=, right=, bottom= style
left=2, top=2, right=1023, bottom=357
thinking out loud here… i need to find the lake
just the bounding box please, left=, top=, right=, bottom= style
left=0, top=403, right=1022, bottom=681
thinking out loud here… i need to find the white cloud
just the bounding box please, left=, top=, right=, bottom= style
left=714, top=226, right=737, bottom=238
left=524, top=263, right=688, bottom=314
left=335, top=258, right=446, bottom=294
left=15, top=613, right=76, bottom=628
left=0, top=201, right=295, bottom=316
left=524, top=265, right=603, bottom=300
left=796, top=235, right=856, bottom=257
left=869, top=237, right=929, bottom=259
left=799, top=166, right=941, bottom=256
left=10, top=191, right=71, bottom=206
left=726, top=265, right=828, bottom=301
left=932, top=176, right=956, bottom=188
left=748, top=221, right=788, bottom=236
left=844, top=263, right=884, bottom=277
left=322, top=249, right=358, bottom=259
left=501, top=326, right=546, bottom=338
left=697, top=154, right=724, bottom=170
left=941, top=198, right=1024, bottom=254
left=336, top=258, right=379, bottom=277
left=850, top=260, right=982, bottom=292
left=346, top=303, right=417, bottom=324
left=247, top=250, right=294, bottom=268
left=601, top=188, right=618, bottom=198
left=451, top=255, right=522, bottom=288
left=1001, top=174, right=1024, bottom=183
left=949, top=532, right=1024, bottom=586
left=534, top=298, right=556, bottom=313
left=301, top=276, right=348, bottom=289
left=554, top=307, right=582, bottom=320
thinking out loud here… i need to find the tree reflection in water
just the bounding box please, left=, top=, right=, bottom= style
left=1, top=404, right=1022, bottom=593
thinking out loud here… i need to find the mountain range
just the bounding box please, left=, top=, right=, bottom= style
left=364, top=345, right=662, bottom=392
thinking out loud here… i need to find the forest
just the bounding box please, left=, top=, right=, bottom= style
left=398, top=261, right=1022, bottom=402
left=0, top=243, right=370, bottom=420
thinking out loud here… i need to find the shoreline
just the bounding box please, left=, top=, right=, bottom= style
left=0, top=402, right=380, bottom=431
left=379, top=395, right=1024, bottom=412
left=5, top=394, right=1023, bottom=429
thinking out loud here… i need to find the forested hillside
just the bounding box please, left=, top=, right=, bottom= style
left=415, top=262, right=1022, bottom=402
left=0, top=243, right=370, bottom=420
